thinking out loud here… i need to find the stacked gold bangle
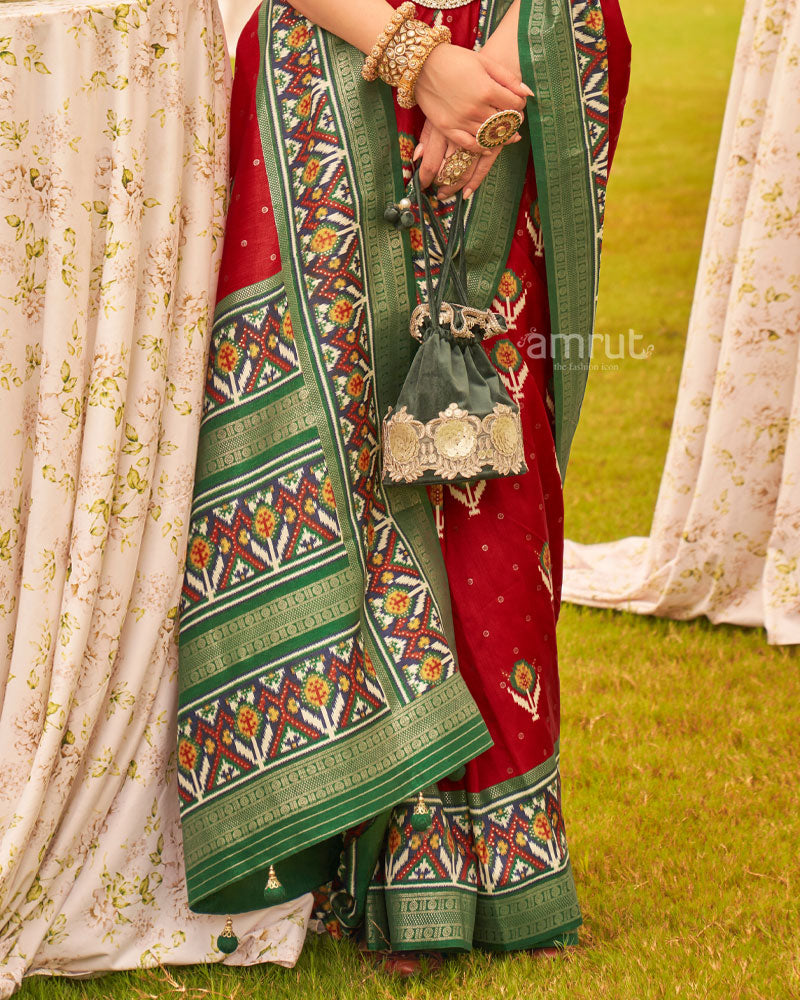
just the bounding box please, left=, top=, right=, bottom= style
left=384, top=19, right=452, bottom=109
left=362, top=2, right=452, bottom=110
left=362, top=2, right=415, bottom=82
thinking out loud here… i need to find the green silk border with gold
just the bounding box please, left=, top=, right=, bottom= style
left=518, top=0, right=609, bottom=475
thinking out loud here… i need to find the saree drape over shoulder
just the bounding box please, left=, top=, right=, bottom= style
left=177, top=0, right=630, bottom=951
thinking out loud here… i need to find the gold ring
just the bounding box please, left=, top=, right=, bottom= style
left=436, top=148, right=477, bottom=187
left=475, top=109, right=524, bottom=150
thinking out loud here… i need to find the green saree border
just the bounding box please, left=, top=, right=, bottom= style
left=326, top=39, right=418, bottom=417
left=182, top=673, right=491, bottom=911
left=474, top=865, right=582, bottom=950
left=179, top=569, right=360, bottom=698
left=256, top=10, right=368, bottom=582
left=465, top=0, right=529, bottom=310
left=323, top=31, right=462, bottom=660
left=364, top=862, right=580, bottom=953
left=213, top=273, right=285, bottom=327
left=369, top=884, right=478, bottom=952
left=519, top=0, right=600, bottom=475
left=256, top=3, right=463, bottom=709
left=193, top=386, right=316, bottom=494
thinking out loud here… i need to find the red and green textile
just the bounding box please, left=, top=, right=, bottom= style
left=177, top=0, right=630, bottom=950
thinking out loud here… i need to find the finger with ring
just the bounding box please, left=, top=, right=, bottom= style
left=435, top=148, right=478, bottom=187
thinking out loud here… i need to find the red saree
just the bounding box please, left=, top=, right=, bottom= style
left=179, top=0, right=630, bottom=955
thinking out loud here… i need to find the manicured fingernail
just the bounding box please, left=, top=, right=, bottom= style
left=521, top=83, right=535, bottom=97
left=463, top=188, right=474, bottom=199
left=413, top=143, right=424, bottom=161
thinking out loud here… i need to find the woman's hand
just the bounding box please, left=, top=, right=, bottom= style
left=415, top=44, right=530, bottom=154
left=416, top=119, right=522, bottom=199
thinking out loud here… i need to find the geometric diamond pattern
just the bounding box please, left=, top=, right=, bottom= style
left=203, top=289, right=300, bottom=416
left=571, top=0, right=611, bottom=231
left=178, top=635, right=388, bottom=804
left=182, top=456, right=340, bottom=607
left=383, top=771, right=569, bottom=895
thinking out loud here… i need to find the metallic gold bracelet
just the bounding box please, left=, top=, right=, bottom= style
left=362, top=2, right=416, bottom=82
left=415, top=0, right=473, bottom=6
left=398, top=24, right=452, bottom=109
left=382, top=20, right=452, bottom=109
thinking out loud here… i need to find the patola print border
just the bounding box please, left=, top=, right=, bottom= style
left=363, top=744, right=581, bottom=951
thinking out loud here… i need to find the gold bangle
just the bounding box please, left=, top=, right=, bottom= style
left=364, top=9, right=452, bottom=110
left=393, top=23, right=452, bottom=109
left=376, top=16, right=426, bottom=87
left=362, top=2, right=415, bottom=83
left=377, top=19, right=449, bottom=88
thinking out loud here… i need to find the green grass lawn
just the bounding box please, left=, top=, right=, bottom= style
left=15, top=0, right=800, bottom=997
left=567, top=0, right=745, bottom=540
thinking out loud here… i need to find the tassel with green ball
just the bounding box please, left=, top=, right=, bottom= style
left=216, top=915, right=238, bottom=955
left=411, top=790, right=431, bottom=831
left=263, top=864, right=286, bottom=905
left=383, top=197, right=415, bottom=230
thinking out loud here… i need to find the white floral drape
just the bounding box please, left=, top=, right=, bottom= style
left=0, top=2, right=312, bottom=996
left=564, top=0, right=800, bottom=645
left=218, top=0, right=256, bottom=51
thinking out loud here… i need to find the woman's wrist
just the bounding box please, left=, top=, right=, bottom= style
left=479, top=38, right=522, bottom=81
left=361, top=3, right=452, bottom=109
left=478, top=0, right=523, bottom=79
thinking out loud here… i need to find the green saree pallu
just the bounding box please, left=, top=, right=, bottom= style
left=177, top=0, right=628, bottom=945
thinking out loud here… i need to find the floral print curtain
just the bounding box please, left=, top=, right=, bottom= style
left=563, top=0, right=800, bottom=645
left=0, top=2, right=311, bottom=996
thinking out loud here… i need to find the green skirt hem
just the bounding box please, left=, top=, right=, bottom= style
left=363, top=864, right=582, bottom=953
left=475, top=921, right=582, bottom=953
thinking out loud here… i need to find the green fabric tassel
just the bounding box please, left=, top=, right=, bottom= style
left=411, top=811, right=431, bottom=831
left=216, top=916, right=238, bottom=954
left=411, top=790, right=431, bottom=831
left=263, top=864, right=287, bottom=905
left=384, top=198, right=415, bottom=230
